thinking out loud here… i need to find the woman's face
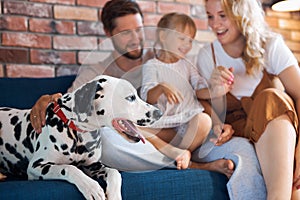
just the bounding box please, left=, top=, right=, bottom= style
left=206, top=0, right=242, bottom=45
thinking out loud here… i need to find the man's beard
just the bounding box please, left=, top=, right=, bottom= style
left=112, top=40, right=144, bottom=60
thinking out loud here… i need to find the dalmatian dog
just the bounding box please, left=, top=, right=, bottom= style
left=0, top=75, right=162, bottom=200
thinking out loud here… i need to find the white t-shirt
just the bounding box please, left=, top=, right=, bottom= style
left=197, top=35, right=298, bottom=99
left=141, top=58, right=206, bottom=129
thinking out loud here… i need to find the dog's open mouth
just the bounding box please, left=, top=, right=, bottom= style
left=112, top=118, right=145, bottom=144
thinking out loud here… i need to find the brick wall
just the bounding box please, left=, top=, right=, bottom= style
left=0, top=0, right=299, bottom=78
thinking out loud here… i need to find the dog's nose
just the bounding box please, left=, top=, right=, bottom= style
left=153, top=109, right=163, bottom=120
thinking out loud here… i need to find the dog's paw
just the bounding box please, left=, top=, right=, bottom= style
left=77, top=177, right=106, bottom=200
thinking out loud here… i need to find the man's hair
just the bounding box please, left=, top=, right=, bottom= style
left=101, top=0, right=143, bottom=33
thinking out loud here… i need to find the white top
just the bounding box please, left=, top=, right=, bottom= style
left=197, top=35, right=298, bottom=100
left=141, top=58, right=206, bottom=128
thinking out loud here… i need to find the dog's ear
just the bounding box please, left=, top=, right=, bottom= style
left=73, top=80, right=99, bottom=122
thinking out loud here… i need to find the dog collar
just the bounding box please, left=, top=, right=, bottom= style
left=52, top=102, right=86, bottom=133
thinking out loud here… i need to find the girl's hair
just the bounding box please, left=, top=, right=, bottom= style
left=218, top=0, right=274, bottom=75
left=157, top=12, right=196, bottom=36
left=155, top=12, right=197, bottom=48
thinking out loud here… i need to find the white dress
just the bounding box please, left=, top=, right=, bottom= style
left=141, top=58, right=207, bottom=132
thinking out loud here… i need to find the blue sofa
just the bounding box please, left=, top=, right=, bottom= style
left=0, top=76, right=229, bottom=200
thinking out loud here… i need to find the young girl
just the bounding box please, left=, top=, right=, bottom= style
left=141, top=12, right=232, bottom=170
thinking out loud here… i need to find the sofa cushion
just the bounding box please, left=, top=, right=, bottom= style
left=0, top=169, right=229, bottom=200
left=0, top=75, right=76, bottom=109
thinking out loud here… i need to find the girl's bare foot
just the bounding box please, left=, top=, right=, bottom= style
left=175, top=150, right=191, bottom=170
left=190, top=159, right=234, bottom=178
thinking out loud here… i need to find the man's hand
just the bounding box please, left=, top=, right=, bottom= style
left=30, top=93, right=62, bottom=133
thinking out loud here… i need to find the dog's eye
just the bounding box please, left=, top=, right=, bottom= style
left=125, top=95, right=136, bottom=102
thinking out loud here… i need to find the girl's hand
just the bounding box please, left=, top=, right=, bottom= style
left=160, top=83, right=183, bottom=104
left=30, top=93, right=62, bottom=133
left=211, top=124, right=234, bottom=146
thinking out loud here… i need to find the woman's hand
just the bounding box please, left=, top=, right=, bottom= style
left=160, top=83, right=183, bottom=104
left=212, top=123, right=234, bottom=146
left=210, top=66, right=234, bottom=87
left=30, top=93, right=62, bottom=133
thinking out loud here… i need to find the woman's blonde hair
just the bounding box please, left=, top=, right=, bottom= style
left=220, top=0, right=274, bottom=75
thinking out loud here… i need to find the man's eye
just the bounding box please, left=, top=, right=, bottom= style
left=125, top=95, right=136, bottom=102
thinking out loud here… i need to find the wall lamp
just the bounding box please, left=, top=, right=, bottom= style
left=271, top=0, right=300, bottom=12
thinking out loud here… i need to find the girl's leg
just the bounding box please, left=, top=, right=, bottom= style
left=138, top=127, right=191, bottom=169
left=255, top=114, right=296, bottom=199
left=178, top=112, right=212, bottom=151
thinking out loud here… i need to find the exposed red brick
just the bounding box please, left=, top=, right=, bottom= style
left=138, top=1, right=156, bottom=13
left=77, top=21, right=104, bottom=36
left=144, top=14, right=162, bottom=26
left=30, top=49, right=76, bottom=64
left=279, top=19, right=300, bottom=31
left=53, top=36, right=97, bottom=50
left=29, top=18, right=75, bottom=34
left=0, top=16, right=27, bottom=31
left=265, top=16, right=279, bottom=28
left=4, top=1, right=52, bottom=18
left=291, top=31, right=300, bottom=42
left=286, top=40, right=300, bottom=52
left=6, top=64, right=55, bottom=78
left=77, top=0, right=105, bottom=8
left=54, top=5, right=98, bottom=21
left=0, top=48, right=29, bottom=63
left=56, top=65, right=79, bottom=76
left=0, top=65, right=4, bottom=77
left=194, top=18, right=208, bottom=30
left=157, top=2, right=190, bottom=15
left=2, top=33, right=51, bottom=49
left=29, top=0, right=75, bottom=5
left=78, top=51, right=110, bottom=64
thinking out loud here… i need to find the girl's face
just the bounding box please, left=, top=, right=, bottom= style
left=206, top=0, right=242, bottom=45
left=162, top=25, right=195, bottom=60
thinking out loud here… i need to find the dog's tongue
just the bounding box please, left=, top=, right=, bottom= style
left=112, top=118, right=145, bottom=144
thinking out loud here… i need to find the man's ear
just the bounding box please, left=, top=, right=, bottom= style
left=104, top=28, right=112, bottom=37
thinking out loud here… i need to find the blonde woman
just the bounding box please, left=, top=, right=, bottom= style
left=197, top=0, right=300, bottom=198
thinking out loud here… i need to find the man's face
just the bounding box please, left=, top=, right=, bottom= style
left=108, top=14, right=144, bottom=60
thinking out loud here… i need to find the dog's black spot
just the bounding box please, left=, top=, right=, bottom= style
left=14, top=122, right=22, bottom=141
left=22, top=137, right=34, bottom=154
left=97, top=109, right=105, bottom=115
left=61, top=169, right=66, bottom=176
left=88, top=152, right=94, bottom=158
left=63, top=152, right=70, bottom=156
left=39, top=176, right=44, bottom=180
left=32, top=158, right=44, bottom=168
left=49, top=135, right=56, bottom=143
left=146, top=111, right=150, bottom=118
left=0, top=108, right=11, bottom=111
left=5, top=143, right=23, bottom=161
left=61, top=144, right=68, bottom=150
left=10, top=116, right=19, bottom=126
left=0, top=137, right=3, bottom=146
left=36, top=141, right=40, bottom=151
left=95, top=94, right=100, bottom=99
left=137, top=119, right=146, bottom=126
left=41, top=164, right=51, bottom=175
left=54, top=145, right=59, bottom=151
left=0, top=121, right=2, bottom=129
